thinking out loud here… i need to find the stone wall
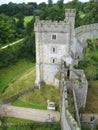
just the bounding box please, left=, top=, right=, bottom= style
left=34, top=18, right=70, bottom=33
left=34, top=9, right=76, bottom=85
left=70, top=69, right=88, bottom=108
left=60, top=58, right=88, bottom=130
left=74, top=23, right=98, bottom=59
left=61, top=64, right=81, bottom=130
left=34, top=8, right=98, bottom=85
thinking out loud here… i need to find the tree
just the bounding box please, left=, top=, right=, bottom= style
left=83, top=2, right=98, bottom=24
left=0, top=14, right=16, bottom=45
left=37, top=6, right=64, bottom=21
left=57, top=0, right=64, bottom=8
left=28, top=2, right=38, bottom=9
left=48, top=0, right=53, bottom=6
left=24, top=17, right=35, bottom=59
left=38, top=2, right=47, bottom=10
left=16, top=13, right=24, bottom=29
left=78, top=38, right=98, bottom=82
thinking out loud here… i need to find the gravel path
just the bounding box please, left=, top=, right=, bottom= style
left=0, top=104, right=60, bottom=122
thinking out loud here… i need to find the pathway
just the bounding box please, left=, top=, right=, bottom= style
left=0, top=104, right=60, bottom=122
left=1, top=39, right=24, bottom=49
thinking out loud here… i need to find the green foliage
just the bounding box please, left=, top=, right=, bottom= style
left=24, top=16, right=35, bottom=59
left=0, top=0, right=98, bottom=28
left=37, top=6, right=64, bottom=21
left=57, top=0, right=64, bottom=8
left=0, top=41, right=23, bottom=68
left=77, top=39, right=98, bottom=81
left=0, top=2, right=35, bottom=16
left=0, top=122, right=61, bottom=130
left=0, top=14, right=16, bottom=45
left=83, top=1, right=98, bottom=24
left=48, top=0, right=53, bottom=6
left=0, top=14, right=26, bottom=46
left=16, top=13, right=24, bottom=29
left=38, top=2, right=47, bottom=10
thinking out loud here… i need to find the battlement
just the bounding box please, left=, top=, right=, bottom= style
left=65, top=9, right=76, bottom=17
left=75, top=23, right=98, bottom=35
left=34, top=9, right=76, bottom=32
left=34, top=16, right=70, bottom=32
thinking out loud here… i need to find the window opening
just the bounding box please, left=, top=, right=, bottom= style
left=52, top=35, right=56, bottom=39
left=67, top=69, right=70, bottom=79
left=53, top=59, right=55, bottom=63
left=53, top=48, right=55, bottom=53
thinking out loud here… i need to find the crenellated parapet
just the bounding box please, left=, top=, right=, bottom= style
left=65, top=9, right=76, bottom=17
left=34, top=16, right=70, bottom=33
left=75, top=23, right=98, bottom=36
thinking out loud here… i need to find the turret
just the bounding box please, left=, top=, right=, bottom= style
left=65, top=9, right=76, bottom=28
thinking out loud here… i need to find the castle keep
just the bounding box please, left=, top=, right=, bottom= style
left=34, top=9, right=98, bottom=129
left=34, top=9, right=77, bottom=85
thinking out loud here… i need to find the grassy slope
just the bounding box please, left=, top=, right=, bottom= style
left=0, top=59, right=60, bottom=110
left=0, top=59, right=34, bottom=94
left=85, top=80, right=98, bottom=113
left=24, top=16, right=33, bottom=27
left=14, top=84, right=60, bottom=110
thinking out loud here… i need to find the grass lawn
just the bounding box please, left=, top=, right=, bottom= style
left=12, top=83, right=60, bottom=110
left=15, top=16, right=33, bottom=27
left=2, top=117, right=32, bottom=124
left=12, top=99, right=46, bottom=110
left=0, top=59, right=60, bottom=110
left=0, top=59, right=35, bottom=96
left=24, top=16, right=33, bottom=27
left=85, top=80, right=98, bottom=113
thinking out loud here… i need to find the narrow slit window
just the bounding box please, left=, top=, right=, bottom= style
left=51, top=58, right=57, bottom=64
left=53, top=48, right=55, bottom=53
left=53, top=59, right=55, bottom=63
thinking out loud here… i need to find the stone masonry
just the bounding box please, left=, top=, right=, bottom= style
left=34, top=9, right=98, bottom=86
left=34, top=9, right=76, bottom=85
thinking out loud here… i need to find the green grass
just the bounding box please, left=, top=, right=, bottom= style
left=85, top=80, right=98, bottom=113
left=14, top=16, right=33, bottom=27
left=12, top=83, right=60, bottom=110
left=0, top=59, right=60, bottom=110
left=12, top=99, right=46, bottom=110
left=2, top=117, right=32, bottom=124
left=24, top=16, right=33, bottom=27
left=0, top=59, right=35, bottom=96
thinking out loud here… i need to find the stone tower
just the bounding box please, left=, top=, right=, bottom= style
left=34, top=9, right=76, bottom=85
